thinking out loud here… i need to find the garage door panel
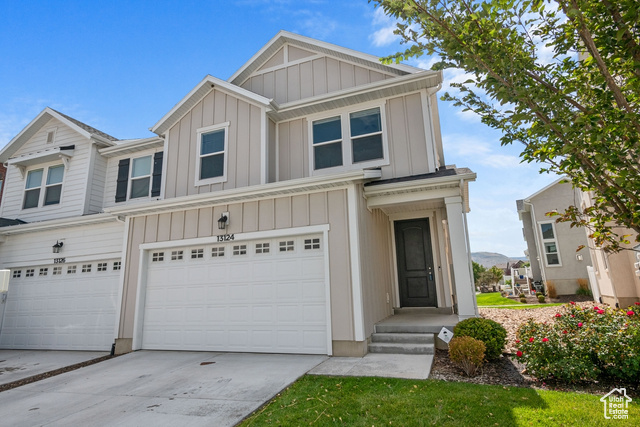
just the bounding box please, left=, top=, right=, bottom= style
left=142, top=235, right=328, bottom=354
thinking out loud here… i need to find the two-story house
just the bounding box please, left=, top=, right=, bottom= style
left=0, top=31, right=477, bottom=356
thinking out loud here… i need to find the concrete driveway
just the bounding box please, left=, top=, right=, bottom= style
left=0, top=350, right=326, bottom=427
left=0, top=350, right=108, bottom=386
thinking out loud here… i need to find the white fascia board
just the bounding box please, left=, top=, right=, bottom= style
left=105, top=169, right=382, bottom=217
left=272, top=71, right=441, bottom=116
left=0, top=213, right=119, bottom=236
left=150, top=75, right=271, bottom=135
left=228, top=30, right=421, bottom=85
left=7, top=147, right=74, bottom=169
left=364, top=172, right=477, bottom=197
left=98, top=137, right=164, bottom=157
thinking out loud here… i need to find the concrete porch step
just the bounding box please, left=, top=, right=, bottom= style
left=393, top=307, right=453, bottom=315
left=371, top=333, right=434, bottom=344
left=374, top=322, right=456, bottom=334
left=368, top=342, right=435, bottom=355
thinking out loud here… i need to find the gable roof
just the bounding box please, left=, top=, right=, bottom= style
left=0, top=107, right=118, bottom=163
left=150, top=75, right=272, bottom=136
left=229, top=30, right=422, bottom=87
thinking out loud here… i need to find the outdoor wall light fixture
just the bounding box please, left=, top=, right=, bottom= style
left=218, top=212, right=229, bottom=230
left=52, top=241, right=64, bottom=253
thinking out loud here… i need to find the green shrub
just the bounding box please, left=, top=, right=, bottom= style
left=453, top=318, right=507, bottom=360
left=537, top=294, right=545, bottom=303
left=520, top=297, right=527, bottom=303
left=449, top=336, right=486, bottom=377
left=516, top=303, right=640, bottom=383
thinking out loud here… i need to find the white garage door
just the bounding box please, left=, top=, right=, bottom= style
left=0, top=260, right=121, bottom=351
left=142, top=234, right=328, bottom=354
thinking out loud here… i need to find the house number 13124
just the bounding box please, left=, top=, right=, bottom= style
left=216, top=234, right=235, bottom=242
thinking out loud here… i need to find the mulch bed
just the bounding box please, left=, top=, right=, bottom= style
left=430, top=301, right=639, bottom=397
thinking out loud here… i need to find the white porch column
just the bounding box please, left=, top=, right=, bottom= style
left=445, top=196, right=478, bottom=319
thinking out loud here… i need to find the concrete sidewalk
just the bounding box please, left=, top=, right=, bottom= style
left=309, top=353, right=433, bottom=379
left=0, top=351, right=326, bottom=427
left=0, top=350, right=109, bottom=386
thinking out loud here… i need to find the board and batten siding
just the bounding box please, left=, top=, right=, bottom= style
left=163, top=89, right=263, bottom=198
left=0, top=221, right=124, bottom=268
left=241, top=45, right=394, bottom=104
left=276, top=92, right=433, bottom=182
left=118, top=189, right=355, bottom=343
left=0, top=118, right=95, bottom=222
left=356, top=185, right=394, bottom=338
left=102, top=147, right=163, bottom=209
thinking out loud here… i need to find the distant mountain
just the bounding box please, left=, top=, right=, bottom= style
left=471, top=252, right=527, bottom=268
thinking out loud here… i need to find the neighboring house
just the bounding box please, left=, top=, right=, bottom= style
left=0, top=31, right=477, bottom=356
left=517, top=179, right=592, bottom=295
left=579, top=191, right=640, bottom=308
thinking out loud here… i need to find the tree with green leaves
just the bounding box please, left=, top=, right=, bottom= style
left=371, top=0, right=640, bottom=252
left=472, top=261, right=486, bottom=284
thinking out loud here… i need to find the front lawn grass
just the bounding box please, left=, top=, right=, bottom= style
left=476, top=292, right=524, bottom=306
left=241, top=376, right=639, bottom=426
left=476, top=292, right=563, bottom=308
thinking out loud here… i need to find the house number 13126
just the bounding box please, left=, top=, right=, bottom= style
left=216, top=234, right=235, bottom=242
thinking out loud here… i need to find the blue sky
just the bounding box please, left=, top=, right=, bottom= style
left=0, top=0, right=558, bottom=257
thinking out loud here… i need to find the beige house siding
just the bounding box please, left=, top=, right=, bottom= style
left=529, top=182, right=592, bottom=294
left=241, top=45, right=394, bottom=104
left=356, top=185, right=394, bottom=338
left=163, top=89, right=263, bottom=198
left=117, top=189, right=355, bottom=344
left=275, top=92, right=433, bottom=182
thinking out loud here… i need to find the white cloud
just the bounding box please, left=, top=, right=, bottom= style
left=443, top=133, right=526, bottom=169
left=369, top=7, right=400, bottom=47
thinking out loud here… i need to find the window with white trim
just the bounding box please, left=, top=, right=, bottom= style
left=53, top=266, right=62, bottom=275
left=310, top=105, right=387, bottom=173
left=171, top=250, right=183, bottom=260
left=191, top=249, right=204, bottom=259
left=12, top=270, right=21, bottom=278
left=23, top=164, right=65, bottom=209
left=39, top=268, right=48, bottom=276
left=67, top=265, right=77, bottom=274
left=152, top=252, right=164, bottom=262
left=130, top=155, right=152, bottom=199
left=97, top=263, right=108, bottom=272
left=304, top=238, right=320, bottom=250
left=540, top=223, right=561, bottom=266
left=82, top=264, right=92, bottom=273
left=211, top=247, right=225, bottom=257
left=113, top=261, right=121, bottom=271
left=25, top=269, right=34, bottom=277
left=196, top=122, right=229, bottom=185
left=279, top=240, right=294, bottom=252
left=233, top=245, right=247, bottom=256
left=255, top=243, right=270, bottom=254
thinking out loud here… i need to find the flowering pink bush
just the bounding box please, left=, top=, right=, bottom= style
left=517, top=304, right=640, bottom=383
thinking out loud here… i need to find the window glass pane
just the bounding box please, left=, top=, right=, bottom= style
left=350, top=108, right=381, bottom=137
left=46, top=165, right=64, bottom=185
left=352, top=134, right=383, bottom=163
left=131, top=156, right=152, bottom=178
left=546, top=253, right=560, bottom=265
left=200, top=153, right=224, bottom=179
left=44, top=185, right=62, bottom=205
left=313, top=116, right=341, bottom=144
left=23, top=188, right=40, bottom=209
left=544, top=242, right=557, bottom=254
left=130, top=177, right=150, bottom=198
left=540, top=223, right=554, bottom=239
left=314, top=142, right=343, bottom=170
left=201, top=130, right=225, bottom=155
left=26, top=169, right=43, bottom=189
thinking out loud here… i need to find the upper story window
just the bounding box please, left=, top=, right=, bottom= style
left=540, top=222, right=561, bottom=266
left=196, top=122, right=229, bottom=186
left=130, top=155, right=152, bottom=199
left=310, top=105, right=387, bottom=174
left=23, top=164, right=64, bottom=209
left=115, top=152, right=163, bottom=203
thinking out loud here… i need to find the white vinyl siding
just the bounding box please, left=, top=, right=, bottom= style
left=0, top=118, right=95, bottom=222
left=87, top=146, right=108, bottom=214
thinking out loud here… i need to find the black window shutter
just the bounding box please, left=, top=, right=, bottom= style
left=151, top=152, right=163, bottom=197
left=115, top=158, right=130, bottom=203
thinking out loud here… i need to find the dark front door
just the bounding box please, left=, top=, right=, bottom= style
left=395, top=218, right=437, bottom=307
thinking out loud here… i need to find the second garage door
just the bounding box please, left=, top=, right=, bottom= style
left=141, top=234, right=328, bottom=354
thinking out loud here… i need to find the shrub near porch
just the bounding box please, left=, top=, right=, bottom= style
left=517, top=303, right=640, bottom=383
